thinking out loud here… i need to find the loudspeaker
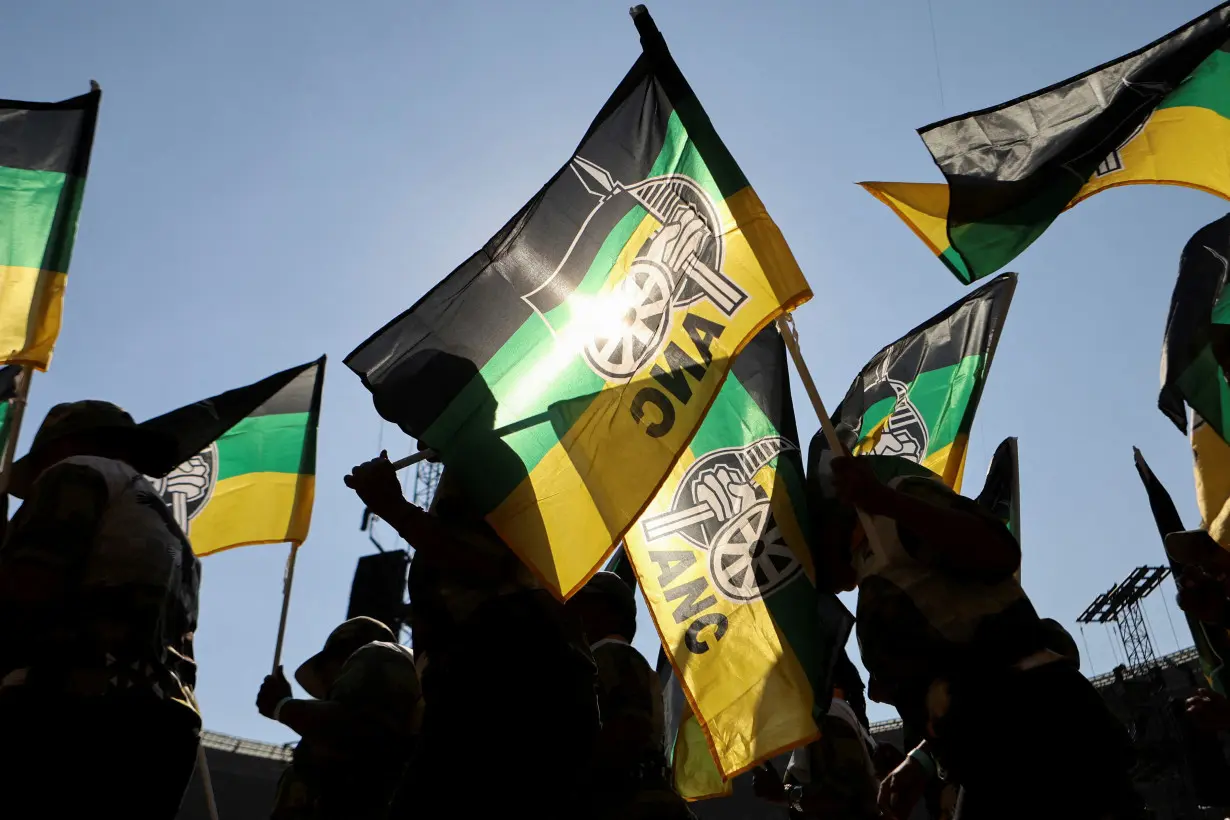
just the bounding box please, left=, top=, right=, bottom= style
left=347, top=550, right=410, bottom=632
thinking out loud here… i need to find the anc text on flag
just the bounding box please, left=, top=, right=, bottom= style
left=0, top=87, right=99, bottom=368
left=624, top=324, right=852, bottom=788
left=1161, top=214, right=1230, bottom=442
left=345, top=9, right=810, bottom=599
left=816, top=273, right=1016, bottom=492
left=1133, top=447, right=1228, bottom=693
left=863, top=3, right=1230, bottom=283
left=140, top=357, right=325, bottom=556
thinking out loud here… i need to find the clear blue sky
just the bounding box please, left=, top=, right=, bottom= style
left=2, top=0, right=1221, bottom=739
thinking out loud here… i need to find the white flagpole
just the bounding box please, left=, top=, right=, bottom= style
left=271, top=544, right=299, bottom=671
left=774, top=314, right=884, bottom=554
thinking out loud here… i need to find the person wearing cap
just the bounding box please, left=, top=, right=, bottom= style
left=0, top=400, right=201, bottom=818
left=566, top=570, right=694, bottom=820
left=257, top=615, right=421, bottom=820
left=346, top=454, right=599, bottom=819
left=807, top=450, right=1142, bottom=820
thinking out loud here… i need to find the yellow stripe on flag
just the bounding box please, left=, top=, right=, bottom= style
left=187, top=472, right=315, bottom=556
left=864, top=106, right=1230, bottom=264
left=1194, top=418, right=1230, bottom=548
left=0, top=266, right=66, bottom=370
left=489, top=186, right=810, bottom=598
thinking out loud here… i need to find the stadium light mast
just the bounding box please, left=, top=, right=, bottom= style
left=1077, top=565, right=1170, bottom=670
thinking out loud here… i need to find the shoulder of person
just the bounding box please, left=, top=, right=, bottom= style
left=20, top=459, right=114, bottom=519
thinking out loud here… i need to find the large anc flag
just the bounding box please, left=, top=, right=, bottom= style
left=818, top=273, right=1016, bottom=492
left=1161, top=214, right=1230, bottom=442
left=624, top=324, right=853, bottom=796
left=0, top=86, right=100, bottom=368
left=1134, top=447, right=1228, bottom=694
left=345, top=8, right=810, bottom=598
left=863, top=3, right=1230, bottom=284
left=140, top=357, right=325, bottom=556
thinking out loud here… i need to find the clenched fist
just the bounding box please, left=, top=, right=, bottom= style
left=693, top=465, right=757, bottom=524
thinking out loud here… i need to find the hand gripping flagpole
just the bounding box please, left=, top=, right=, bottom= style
left=774, top=313, right=884, bottom=557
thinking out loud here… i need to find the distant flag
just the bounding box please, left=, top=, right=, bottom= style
left=813, top=273, right=1016, bottom=492
left=1160, top=214, right=1230, bottom=442
left=345, top=8, right=811, bottom=599
left=0, top=366, right=21, bottom=463
left=624, top=324, right=852, bottom=793
left=1133, top=447, right=1228, bottom=693
left=863, top=4, right=1230, bottom=284
left=140, top=357, right=325, bottom=556
left=0, top=86, right=100, bottom=368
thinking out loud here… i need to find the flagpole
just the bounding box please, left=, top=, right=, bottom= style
left=388, top=410, right=549, bottom=471
left=271, top=544, right=299, bottom=671
left=775, top=314, right=884, bottom=553
left=0, top=365, right=34, bottom=494
left=196, top=745, right=221, bottom=820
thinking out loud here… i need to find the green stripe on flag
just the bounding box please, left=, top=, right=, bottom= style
left=1158, top=49, right=1230, bottom=120
left=0, top=165, right=73, bottom=270
left=215, top=412, right=311, bottom=481
left=858, top=355, right=985, bottom=457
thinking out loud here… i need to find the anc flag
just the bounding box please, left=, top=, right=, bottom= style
left=1194, top=411, right=1230, bottom=546
left=624, top=324, right=853, bottom=791
left=1160, top=214, right=1230, bottom=441
left=0, top=86, right=100, bottom=368
left=140, top=357, right=325, bottom=556
left=1134, top=447, right=1228, bottom=693
left=823, top=273, right=1016, bottom=492
left=0, top=366, right=20, bottom=463
left=863, top=3, right=1230, bottom=284
left=345, top=8, right=810, bottom=599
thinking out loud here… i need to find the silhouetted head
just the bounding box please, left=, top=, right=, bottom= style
left=566, top=570, right=638, bottom=643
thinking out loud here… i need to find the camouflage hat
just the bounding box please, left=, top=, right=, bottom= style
left=295, top=615, right=398, bottom=699
left=9, top=400, right=178, bottom=499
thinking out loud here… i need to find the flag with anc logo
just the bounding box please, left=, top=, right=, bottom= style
left=1134, top=447, right=1228, bottom=694
left=0, top=86, right=100, bottom=368
left=623, top=324, right=853, bottom=790
left=1194, top=412, right=1230, bottom=548
left=863, top=3, right=1230, bottom=284
left=822, top=273, right=1016, bottom=492
left=0, top=366, right=21, bottom=462
left=345, top=8, right=810, bottom=599
left=140, top=357, right=325, bottom=556
left=1161, top=214, right=1230, bottom=443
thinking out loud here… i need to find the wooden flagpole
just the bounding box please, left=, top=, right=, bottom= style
left=271, top=544, right=299, bottom=671
left=774, top=314, right=884, bottom=554
left=196, top=744, right=221, bottom=820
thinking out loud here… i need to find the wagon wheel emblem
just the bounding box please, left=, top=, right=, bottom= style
left=584, top=259, right=673, bottom=379
left=708, top=500, right=802, bottom=601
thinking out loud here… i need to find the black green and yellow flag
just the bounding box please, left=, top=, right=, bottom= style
left=346, top=8, right=810, bottom=598
left=1161, top=214, right=1230, bottom=443
left=0, top=87, right=99, bottom=368
left=976, top=437, right=1020, bottom=542
left=821, top=273, right=1016, bottom=492
left=0, top=366, right=21, bottom=463
left=140, top=357, right=325, bottom=556
left=1134, top=447, right=1228, bottom=694
left=625, top=324, right=852, bottom=796
left=863, top=3, right=1230, bottom=284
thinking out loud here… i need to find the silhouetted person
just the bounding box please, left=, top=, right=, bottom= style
left=810, top=452, right=1141, bottom=820
left=346, top=456, right=599, bottom=819
left=567, top=571, right=694, bottom=820
left=257, top=616, right=420, bottom=820
left=0, top=401, right=200, bottom=818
